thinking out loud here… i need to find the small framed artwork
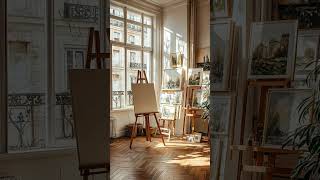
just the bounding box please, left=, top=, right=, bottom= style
left=248, top=20, right=298, bottom=79
left=194, top=133, right=202, bottom=143
left=262, top=89, right=312, bottom=147
left=162, top=69, right=183, bottom=90
left=202, top=71, right=210, bottom=85
left=192, top=89, right=204, bottom=108
left=211, top=19, right=233, bottom=91
left=160, top=91, right=183, bottom=105
left=177, top=53, right=184, bottom=67
left=170, top=53, right=178, bottom=68
left=160, top=105, right=176, bottom=120
left=211, top=0, right=231, bottom=19
left=188, top=68, right=203, bottom=86
left=210, top=95, right=232, bottom=134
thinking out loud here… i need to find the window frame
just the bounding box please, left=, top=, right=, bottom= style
left=110, top=3, right=154, bottom=110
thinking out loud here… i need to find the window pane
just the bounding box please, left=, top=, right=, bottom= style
left=144, top=15, right=152, bottom=25
left=54, top=1, right=102, bottom=146
left=144, top=27, right=152, bottom=48
left=112, top=70, right=125, bottom=109
left=144, top=52, right=152, bottom=81
left=7, top=0, right=47, bottom=151
left=127, top=71, right=137, bottom=106
left=112, top=46, right=125, bottom=68
left=127, top=49, right=142, bottom=70
left=110, top=18, right=124, bottom=42
left=110, top=5, right=124, bottom=18
left=127, top=50, right=141, bottom=106
left=127, top=10, right=141, bottom=23
left=127, top=23, right=142, bottom=46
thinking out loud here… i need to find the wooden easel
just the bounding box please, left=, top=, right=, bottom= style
left=129, top=70, right=166, bottom=149
left=236, top=78, right=291, bottom=180
left=182, top=85, right=203, bottom=135
left=80, top=27, right=110, bottom=180
left=85, top=27, right=110, bottom=69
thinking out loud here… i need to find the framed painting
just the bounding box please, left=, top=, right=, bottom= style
left=170, top=53, right=178, bottom=68
left=202, top=71, right=210, bottom=85
left=248, top=20, right=298, bottom=79
left=209, top=95, right=232, bottom=134
left=293, top=30, right=320, bottom=87
left=262, top=89, right=312, bottom=147
left=192, top=89, right=204, bottom=108
left=160, top=105, right=176, bottom=120
left=160, top=91, right=182, bottom=105
left=188, top=68, right=203, bottom=86
left=162, top=69, right=183, bottom=90
left=211, top=0, right=231, bottom=19
left=211, top=19, right=233, bottom=91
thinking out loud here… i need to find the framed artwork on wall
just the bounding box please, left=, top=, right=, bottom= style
left=262, top=89, right=312, bottom=147
left=248, top=20, right=298, bottom=79
left=211, top=19, right=233, bottom=91
left=162, top=69, right=183, bottom=91
left=188, top=68, right=203, bottom=86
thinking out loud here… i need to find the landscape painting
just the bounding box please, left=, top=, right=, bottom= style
left=263, top=89, right=312, bottom=147
left=210, top=96, right=231, bottom=134
left=160, top=105, right=176, bottom=120
left=188, top=68, right=203, bottom=86
left=192, top=90, right=204, bottom=108
left=162, top=69, right=183, bottom=90
left=295, top=31, right=319, bottom=76
left=202, top=71, right=210, bottom=85
left=211, top=19, right=233, bottom=90
left=160, top=91, right=182, bottom=105
left=248, top=20, right=298, bottom=79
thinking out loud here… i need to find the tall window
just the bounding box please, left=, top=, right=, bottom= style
left=110, top=4, right=153, bottom=109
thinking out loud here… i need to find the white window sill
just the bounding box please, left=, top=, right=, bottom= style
left=111, top=107, right=134, bottom=113
left=0, top=147, right=76, bottom=161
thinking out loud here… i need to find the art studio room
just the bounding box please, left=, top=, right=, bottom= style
left=1, top=0, right=320, bottom=180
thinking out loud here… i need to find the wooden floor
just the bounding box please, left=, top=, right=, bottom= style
left=110, top=136, right=210, bottom=180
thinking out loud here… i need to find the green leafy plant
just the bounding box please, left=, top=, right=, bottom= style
left=282, top=60, right=320, bottom=179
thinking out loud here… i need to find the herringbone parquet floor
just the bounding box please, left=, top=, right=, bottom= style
left=110, top=137, right=210, bottom=180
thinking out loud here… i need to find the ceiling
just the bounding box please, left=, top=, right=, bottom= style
left=145, top=0, right=183, bottom=7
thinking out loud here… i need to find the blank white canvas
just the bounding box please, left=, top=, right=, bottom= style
left=132, top=83, right=159, bottom=114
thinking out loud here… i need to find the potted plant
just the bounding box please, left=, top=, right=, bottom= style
left=283, top=61, right=320, bottom=179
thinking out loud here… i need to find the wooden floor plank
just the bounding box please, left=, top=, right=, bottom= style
left=111, top=137, right=210, bottom=180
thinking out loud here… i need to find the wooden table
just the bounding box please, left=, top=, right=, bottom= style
left=231, top=145, right=301, bottom=180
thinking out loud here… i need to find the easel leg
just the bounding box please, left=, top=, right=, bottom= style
left=130, top=116, right=138, bottom=149
left=192, top=116, right=195, bottom=134
left=154, top=113, right=166, bottom=146
left=145, top=115, right=151, bottom=142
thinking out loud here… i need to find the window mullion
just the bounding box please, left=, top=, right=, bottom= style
left=124, top=7, right=128, bottom=107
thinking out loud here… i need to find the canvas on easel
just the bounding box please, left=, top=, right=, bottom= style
left=130, top=70, right=165, bottom=149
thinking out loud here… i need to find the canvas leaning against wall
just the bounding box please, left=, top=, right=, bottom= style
left=263, top=89, right=312, bottom=147
left=248, top=20, right=298, bottom=79
left=211, top=19, right=233, bottom=91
